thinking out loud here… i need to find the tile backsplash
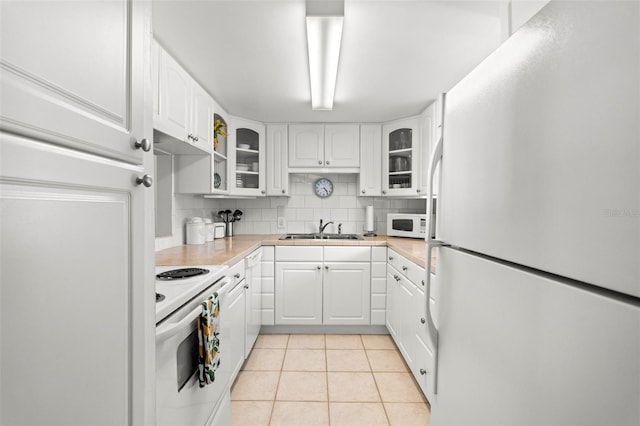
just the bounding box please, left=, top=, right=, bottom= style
left=155, top=173, right=426, bottom=251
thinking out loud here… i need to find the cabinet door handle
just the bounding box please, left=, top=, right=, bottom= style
left=382, top=190, right=387, bottom=195
left=244, top=284, right=249, bottom=289
left=195, top=136, right=199, bottom=142
left=135, top=174, right=153, bottom=188
left=187, top=133, right=193, bottom=140
left=261, top=190, right=266, bottom=194
left=134, top=138, right=151, bottom=152
left=421, top=317, right=426, bottom=324
left=420, top=368, right=427, bottom=375
left=234, top=273, right=241, bottom=279
left=325, top=265, right=329, bottom=270
left=326, top=160, right=330, bottom=165
left=389, top=256, right=394, bottom=261
left=317, top=265, right=321, bottom=270
left=393, top=274, right=400, bottom=282
left=421, top=279, right=425, bottom=287
left=402, top=266, right=408, bottom=271
left=416, top=188, right=421, bottom=193
left=282, top=189, right=286, bottom=194
left=318, top=160, right=322, bottom=165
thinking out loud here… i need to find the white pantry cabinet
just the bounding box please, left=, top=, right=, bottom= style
left=0, top=2, right=153, bottom=423
left=153, top=42, right=212, bottom=154
left=266, top=124, right=289, bottom=196
left=358, top=124, right=383, bottom=196
left=288, top=124, right=360, bottom=169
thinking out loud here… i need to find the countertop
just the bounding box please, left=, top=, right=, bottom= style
left=156, top=234, right=436, bottom=273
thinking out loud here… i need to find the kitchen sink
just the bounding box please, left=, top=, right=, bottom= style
left=279, top=233, right=364, bottom=240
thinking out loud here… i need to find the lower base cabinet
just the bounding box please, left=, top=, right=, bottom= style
left=275, top=246, right=371, bottom=325
left=275, top=262, right=323, bottom=324
left=226, top=276, right=246, bottom=382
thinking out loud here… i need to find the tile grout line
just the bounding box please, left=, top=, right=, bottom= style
left=267, top=333, right=289, bottom=426
left=362, top=335, right=393, bottom=426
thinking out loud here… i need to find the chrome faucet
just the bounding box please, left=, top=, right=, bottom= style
left=318, top=219, right=334, bottom=234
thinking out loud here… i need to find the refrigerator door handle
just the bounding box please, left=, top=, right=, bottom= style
left=427, top=134, right=443, bottom=240
left=426, top=239, right=448, bottom=395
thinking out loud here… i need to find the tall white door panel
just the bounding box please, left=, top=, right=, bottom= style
left=0, top=134, right=150, bottom=425
left=0, top=0, right=146, bottom=164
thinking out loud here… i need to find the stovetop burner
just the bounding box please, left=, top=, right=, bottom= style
left=156, top=293, right=165, bottom=303
left=156, top=267, right=210, bottom=281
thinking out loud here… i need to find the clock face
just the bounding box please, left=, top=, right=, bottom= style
left=314, top=178, right=334, bottom=198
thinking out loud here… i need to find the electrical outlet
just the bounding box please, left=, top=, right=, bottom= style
left=277, top=217, right=285, bottom=228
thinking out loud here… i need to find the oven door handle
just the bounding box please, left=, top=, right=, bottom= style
left=156, top=305, right=202, bottom=342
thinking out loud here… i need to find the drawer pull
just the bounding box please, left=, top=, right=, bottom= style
left=402, top=266, right=408, bottom=271
left=421, top=317, right=426, bottom=324
left=234, top=273, right=241, bottom=279
left=420, top=368, right=427, bottom=375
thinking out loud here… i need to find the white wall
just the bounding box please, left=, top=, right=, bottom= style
left=155, top=173, right=425, bottom=251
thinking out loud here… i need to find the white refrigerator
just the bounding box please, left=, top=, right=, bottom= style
left=424, top=1, right=640, bottom=425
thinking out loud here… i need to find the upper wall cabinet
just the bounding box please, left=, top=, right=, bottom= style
left=229, top=116, right=265, bottom=196
left=0, top=0, right=146, bottom=165
left=288, top=124, right=360, bottom=170
left=266, top=124, right=289, bottom=196
left=382, top=116, right=421, bottom=197
left=153, top=41, right=212, bottom=155
left=358, top=124, right=382, bottom=196
left=174, top=103, right=229, bottom=195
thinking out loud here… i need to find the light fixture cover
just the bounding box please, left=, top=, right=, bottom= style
left=306, top=1, right=344, bottom=110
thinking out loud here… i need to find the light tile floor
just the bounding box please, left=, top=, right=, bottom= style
left=231, top=334, right=430, bottom=426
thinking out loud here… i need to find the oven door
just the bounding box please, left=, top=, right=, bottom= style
left=156, top=277, right=231, bottom=426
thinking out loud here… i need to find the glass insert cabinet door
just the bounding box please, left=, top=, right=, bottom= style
left=235, top=127, right=260, bottom=190
left=230, top=116, right=265, bottom=196
left=388, top=128, right=413, bottom=189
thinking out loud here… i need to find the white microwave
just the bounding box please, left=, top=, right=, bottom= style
left=387, top=213, right=427, bottom=239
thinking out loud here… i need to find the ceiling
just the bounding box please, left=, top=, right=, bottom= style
left=153, top=0, right=508, bottom=123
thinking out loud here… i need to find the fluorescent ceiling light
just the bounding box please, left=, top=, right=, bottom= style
left=306, top=1, right=344, bottom=110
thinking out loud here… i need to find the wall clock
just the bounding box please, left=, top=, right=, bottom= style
left=314, top=177, right=334, bottom=198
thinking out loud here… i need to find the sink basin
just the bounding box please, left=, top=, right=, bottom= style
left=279, top=233, right=364, bottom=240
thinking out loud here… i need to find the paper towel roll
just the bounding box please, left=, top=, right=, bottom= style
left=365, top=205, right=374, bottom=232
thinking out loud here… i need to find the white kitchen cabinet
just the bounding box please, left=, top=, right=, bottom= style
left=245, top=248, right=263, bottom=356
left=226, top=272, right=246, bottom=382
left=0, top=0, right=147, bottom=164
left=266, top=124, right=289, bottom=196
left=0, top=2, right=153, bottom=424
left=371, top=247, right=388, bottom=325
left=260, top=247, right=276, bottom=325
left=174, top=106, right=230, bottom=195
left=275, top=246, right=372, bottom=326
left=230, top=116, right=265, bottom=196
left=382, top=116, right=421, bottom=196
left=358, top=124, right=383, bottom=196
left=153, top=43, right=212, bottom=155
left=288, top=124, right=360, bottom=169
left=397, top=270, right=416, bottom=371
left=323, top=260, right=371, bottom=325
left=275, top=262, right=324, bottom=325
left=386, top=269, right=400, bottom=339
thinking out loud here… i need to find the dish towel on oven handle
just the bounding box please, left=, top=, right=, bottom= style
left=197, top=292, right=221, bottom=388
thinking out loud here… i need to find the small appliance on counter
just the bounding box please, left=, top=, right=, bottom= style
left=186, top=217, right=206, bottom=245
left=387, top=213, right=426, bottom=239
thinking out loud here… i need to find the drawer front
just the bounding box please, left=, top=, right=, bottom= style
left=324, top=246, right=370, bottom=262
left=276, top=246, right=323, bottom=262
